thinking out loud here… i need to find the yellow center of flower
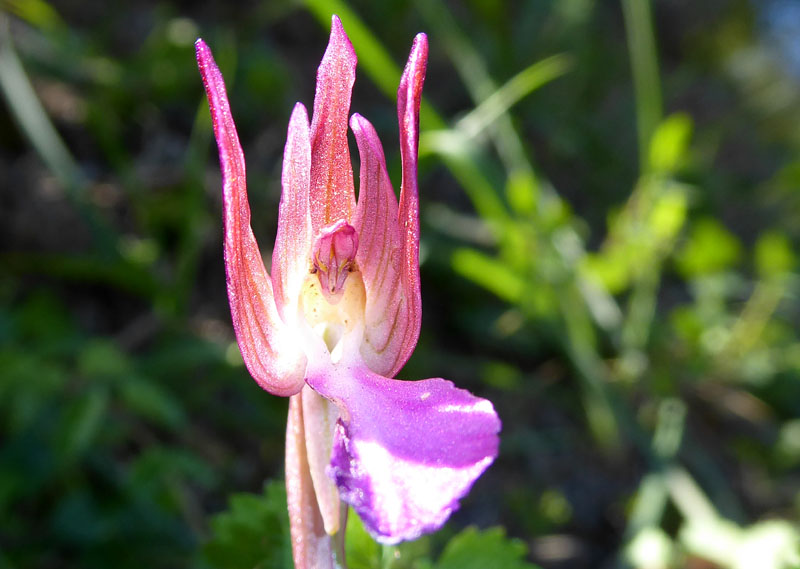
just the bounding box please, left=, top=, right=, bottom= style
left=300, top=220, right=365, bottom=359
left=300, top=270, right=366, bottom=357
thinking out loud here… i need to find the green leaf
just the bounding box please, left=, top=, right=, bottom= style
left=0, top=350, right=66, bottom=433
left=78, top=339, right=132, bottom=382
left=649, top=113, right=693, bottom=174
left=345, top=511, right=381, bottom=569
left=15, top=290, right=74, bottom=344
left=130, top=446, right=216, bottom=492
left=755, top=230, right=795, bottom=278
left=203, top=481, right=292, bottom=569
left=452, top=248, right=526, bottom=303
left=676, top=218, right=742, bottom=278
left=119, top=376, right=185, bottom=430
left=506, top=172, right=539, bottom=217
left=648, top=187, right=688, bottom=244
left=56, top=388, right=109, bottom=460
left=3, top=0, right=67, bottom=33
left=435, top=527, right=541, bottom=569
left=346, top=509, right=434, bottom=569
left=581, top=249, right=632, bottom=294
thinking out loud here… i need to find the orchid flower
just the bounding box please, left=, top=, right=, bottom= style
left=196, top=16, right=500, bottom=567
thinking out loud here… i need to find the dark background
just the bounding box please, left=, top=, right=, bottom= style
left=2, top=1, right=799, bottom=567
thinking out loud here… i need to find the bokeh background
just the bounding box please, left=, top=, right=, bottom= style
left=2, top=0, right=800, bottom=568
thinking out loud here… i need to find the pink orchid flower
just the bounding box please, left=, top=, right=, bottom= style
left=196, top=16, right=500, bottom=566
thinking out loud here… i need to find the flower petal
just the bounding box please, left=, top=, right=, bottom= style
left=396, top=33, right=429, bottom=375
left=286, top=393, right=334, bottom=569
left=272, top=103, right=313, bottom=323
left=196, top=39, right=305, bottom=397
left=305, top=360, right=501, bottom=544
left=350, top=114, right=409, bottom=378
left=301, top=385, right=342, bottom=535
left=309, top=15, right=357, bottom=232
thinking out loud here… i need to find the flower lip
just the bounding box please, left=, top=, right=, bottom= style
left=305, top=357, right=501, bottom=544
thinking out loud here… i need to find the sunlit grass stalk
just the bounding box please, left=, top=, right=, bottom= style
left=721, top=278, right=786, bottom=361
left=0, top=15, right=209, bottom=320
left=414, top=0, right=536, bottom=179
left=623, top=398, right=686, bottom=542
left=0, top=15, right=117, bottom=258
left=454, top=54, right=573, bottom=140
left=666, top=466, right=719, bottom=524
left=619, top=258, right=659, bottom=354
left=559, top=290, right=622, bottom=446
left=618, top=0, right=670, bottom=367
left=621, top=0, right=663, bottom=172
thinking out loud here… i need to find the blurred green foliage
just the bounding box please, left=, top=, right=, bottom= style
left=2, top=0, right=800, bottom=568
left=203, top=482, right=292, bottom=569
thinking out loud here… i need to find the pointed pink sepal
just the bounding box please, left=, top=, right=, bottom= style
left=272, top=103, right=313, bottom=323
left=305, top=361, right=501, bottom=544
left=196, top=39, right=305, bottom=397
left=395, top=33, right=427, bottom=375
left=349, top=33, right=428, bottom=380
left=351, top=114, right=410, bottom=377
left=309, top=15, right=357, bottom=232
